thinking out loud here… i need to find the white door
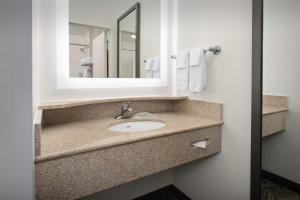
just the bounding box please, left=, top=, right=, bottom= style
left=93, top=32, right=107, bottom=78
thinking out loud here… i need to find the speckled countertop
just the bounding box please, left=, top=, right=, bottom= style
left=263, top=106, right=288, bottom=115
left=38, top=96, right=188, bottom=109
left=36, top=112, right=223, bottom=163
left=263, top=95, right=288, bottom=115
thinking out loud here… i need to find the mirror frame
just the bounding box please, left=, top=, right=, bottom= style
left=117, top=3, right=140, bottom=78
left=56, top=0, right=168, bottom=89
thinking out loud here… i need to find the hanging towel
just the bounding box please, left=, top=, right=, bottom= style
left=145, top=57, right=153, bottom=78
left=176, top=52, right=188, bottom=68
left=153, top=71, right=160, bottom=79
left=145, top=57, right=153, bottom=71
left=152, top=57, right=160, bottom=78
left=189, top=48, right=206, bottom=92
left=145, top=71, right=153, bottom=78
left=189, top=49, right=201, bottom=66
left=83, top=68, right=92, bottom=78
left=81, top=57, right=93, bottom=67
left=152, top=57, right=160, bottom=71
left=176, top=51, right=189, bottom=90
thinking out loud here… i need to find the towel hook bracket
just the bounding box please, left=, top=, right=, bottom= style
left=204, top=45, right=221, bottom=55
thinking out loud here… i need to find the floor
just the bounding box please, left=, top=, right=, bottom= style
left=262, top=179, right=300, bottom=200
left=134, top=185, right=191, bottom=200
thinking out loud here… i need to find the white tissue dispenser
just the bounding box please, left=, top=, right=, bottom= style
left=191, top=139, right=210, bottom=149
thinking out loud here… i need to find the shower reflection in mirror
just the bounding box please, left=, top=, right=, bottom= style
left=69, top=23, right=109, bottom=78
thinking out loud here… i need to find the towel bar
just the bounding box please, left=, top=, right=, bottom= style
left=143, top=45, right=221, bottom=63
left=170, top=45, right=222, bottom=59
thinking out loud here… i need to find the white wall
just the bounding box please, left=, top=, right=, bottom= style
left=0, top=0, right=33, bottom=199
left=35, top=0, right=170, bottom=101
left=172, top=0, right=252, bottom=199
left=262, top=0, right=300, bottom=184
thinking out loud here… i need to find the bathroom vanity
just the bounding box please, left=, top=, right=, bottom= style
left=262, top=95, right=288, bottom=137
left=34, top=96, right=223, bottom=200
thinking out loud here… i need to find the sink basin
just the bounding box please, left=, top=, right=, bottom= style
left=108, top=121, right=165, bottom=133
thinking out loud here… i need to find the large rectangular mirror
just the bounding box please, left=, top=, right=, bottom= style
left=261, top=0, right=300, bottom=199
left=68, top=0, right=161, bottom=79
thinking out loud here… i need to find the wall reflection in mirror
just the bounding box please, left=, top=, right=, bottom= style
left=262, top=0, right=300, bottom=198
left=69, top=0, right=161, bottom=79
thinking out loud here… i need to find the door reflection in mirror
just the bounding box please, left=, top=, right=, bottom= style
left=117, top=3, right=140, bottom=78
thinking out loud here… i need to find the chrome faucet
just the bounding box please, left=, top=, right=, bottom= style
left=115, top=102, right=135, bottom=119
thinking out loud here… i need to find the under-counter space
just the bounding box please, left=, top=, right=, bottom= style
left=34, top=96, right=224, bottom=200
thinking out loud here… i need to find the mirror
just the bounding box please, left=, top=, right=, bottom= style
left=262, top=0, right=300, bottom=198
left=69, top=0, right=161, bottom=79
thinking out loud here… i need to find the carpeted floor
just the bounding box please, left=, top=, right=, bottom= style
left=262, top=179, right=300, bottom=200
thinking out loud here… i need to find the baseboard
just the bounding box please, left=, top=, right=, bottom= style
left=134, top=185, right=192, bottom=200
left=262, top=169, right=300, bottom=194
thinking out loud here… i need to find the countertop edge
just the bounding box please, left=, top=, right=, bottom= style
left=38, top=96, right=189, bottom=110
left=34, top=122, right=223, bottom=164
left=263, top=108, right=288, bottom=116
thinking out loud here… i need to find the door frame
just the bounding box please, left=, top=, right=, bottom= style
left=251, top=0, right=263, bottom=199
left=117, top=3, right=141, bottom=78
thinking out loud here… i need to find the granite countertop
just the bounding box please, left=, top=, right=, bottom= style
left=39, top=96, right=188, bottom=110
left=35, top=111, right=223, bottom=163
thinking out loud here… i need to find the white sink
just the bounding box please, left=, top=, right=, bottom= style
left=108, top=121, right=165, bottom=133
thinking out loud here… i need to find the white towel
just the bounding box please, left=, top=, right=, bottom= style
left=152, top=57, right=160, bottom=78
left=81, top=57, right=93, bottom=67
left=145, top=70, right=153, bottom=78
left=152, top=57, right=160, bottom=71
left=189, top=48, right=206, bottom=92
left=176, top=52, right=188, bottom=69
left=145, top=57, right=153, bottom=71
left=189, top=49, right=201, bottom=66
left=153, top=70, right=160, bottom=79
left=83, top=68, right=92, bottom=78
left=176, top=51, right=189, bottom=90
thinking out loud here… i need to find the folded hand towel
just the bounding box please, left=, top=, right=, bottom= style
left=152, top=57, right=160, bottom=71
left=189, top=48, right=206, bottom=92
left=145, top=57, right=153, bottom=71
left=176, top=51, right=189, bottom=90
left=176, top=51, right=188, bottom=69
left=189, top=48, right=201, bottom=66
left=153, top=70, right=160, bottom=79
left=81, top=57, right=93, bottom=67
left=145, top=70, right=153, bottom=78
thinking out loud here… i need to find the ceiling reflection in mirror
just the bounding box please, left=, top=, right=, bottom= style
left=69, top=0, right=161, bottom=79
